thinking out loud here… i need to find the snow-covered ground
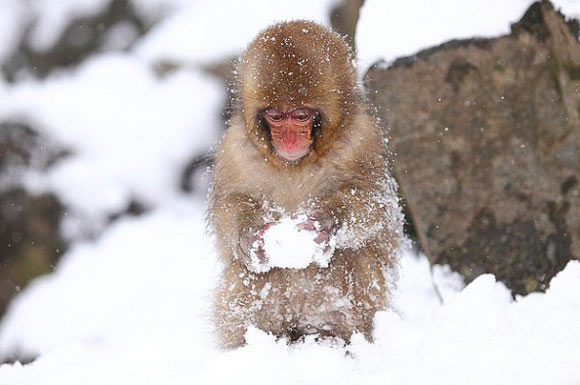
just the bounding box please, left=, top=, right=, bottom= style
left=0, top=202, right=578, bottom=384
left=0, top=0, right=579, bottom=384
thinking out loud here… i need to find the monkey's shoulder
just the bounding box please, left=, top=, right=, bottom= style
left=213, top=112, right=388, bottom=205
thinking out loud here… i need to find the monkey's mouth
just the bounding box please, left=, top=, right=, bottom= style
left=270, top=126, right=313, bottom=161
left=275, top=145, right=311, bottom=161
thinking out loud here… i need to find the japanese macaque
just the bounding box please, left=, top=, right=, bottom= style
left=208, top=20, right=405, bottom=348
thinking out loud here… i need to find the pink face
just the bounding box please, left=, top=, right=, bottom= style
left=262, top=107, right=316, bottom=161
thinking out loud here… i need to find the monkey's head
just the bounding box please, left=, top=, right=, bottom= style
left=238, top=20, right=358, bottom=166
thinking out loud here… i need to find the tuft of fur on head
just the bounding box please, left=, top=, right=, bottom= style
left=235, top=20, right=359, bottom=168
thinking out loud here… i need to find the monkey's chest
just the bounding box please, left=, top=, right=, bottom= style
left=256, top=167, right=341, bottom=210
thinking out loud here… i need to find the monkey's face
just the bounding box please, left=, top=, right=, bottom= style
left=240, top=20, right=357, bottom=167
left=261, top=107, right=316, bottom=161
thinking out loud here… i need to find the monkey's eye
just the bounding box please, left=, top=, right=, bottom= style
left=291, top=108, right=313, bottom=122
left=264, top=109, right=284, bottom=122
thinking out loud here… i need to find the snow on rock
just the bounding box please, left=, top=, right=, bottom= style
left=0, top=53, right=223, bottom=232
left=432, top=264, right=466, bottom=302
left=356, top=0, right=580, bottom=71
left=134, top=0, right=336, bottom=65
left=129, top=0, right=191, bottom=24
left=251, top=215, right=335, bottom=272
left=0, top=0, right=26, bottom=64
left=26, top=0, right=112, bottom=51
left=2, top=0, right=335, bottom=64
left=0, top=0, right=189, bottom=58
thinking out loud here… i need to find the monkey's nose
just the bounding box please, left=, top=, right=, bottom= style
left=281, top=128, right=299, bottom=146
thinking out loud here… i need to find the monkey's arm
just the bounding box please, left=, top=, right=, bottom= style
left=314, top=182, right=398, bottom=250
left=210, top=192, right=278, bottom=267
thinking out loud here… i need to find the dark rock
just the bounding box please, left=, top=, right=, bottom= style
left=107, top=198, right=147, bottom=223
left=180, top=154, right=214, bottom=194
left=1, top=0, right=148, bottom=81
left=330, top=0, right=365, bottom=51
left=0, top=121, right=69, bottom=176
left=0, top=188, right=67, bottom=316
left=511, top=0, right=580, bottom=41
left=0, top=123, right=68, bottom=318
left=365, top=0, right=580, bottom=295
left=390, top=38, right=494, bottom=69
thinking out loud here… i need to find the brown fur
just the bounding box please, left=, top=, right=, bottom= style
left=208, top=21, right=405, bottom=348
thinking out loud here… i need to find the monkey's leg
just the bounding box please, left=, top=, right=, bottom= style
left=316, top=247, right=389, bottom=343
left=215, top=262, right=290, bottom=348
left=214, top=262, right=259, bottom=348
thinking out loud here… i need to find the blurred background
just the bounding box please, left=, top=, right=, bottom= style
left=0, top=0, right=579, bottom=366
left=0, top=0, right=366, bottom=323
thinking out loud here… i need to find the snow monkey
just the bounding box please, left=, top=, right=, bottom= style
left=208, top=20, right=405, bottom=348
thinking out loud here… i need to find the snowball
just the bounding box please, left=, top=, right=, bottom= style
left=250, top=215, right=335, bottom=272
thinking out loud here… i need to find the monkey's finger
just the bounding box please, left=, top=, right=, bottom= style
left=314, top=230, right=329, bottom=244
left=307, top=209, right=335, bottom=233
left=254, top=247, right=267, bottom=264
left=297, top=221, right=317, bottom=232
left=257, top=222, right=276, bottom=237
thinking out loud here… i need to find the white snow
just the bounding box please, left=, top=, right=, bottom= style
left=133, top=0, right=337, bottom=65
left=18, top=0, right=187, bottom=52
left=26, top=0, right=111, bottom=51
left=0, top=0, right=26, bottom=64
left=356, top=0, right=580, bottom=71
left=0, top=0, right=191, bottom=62
left=0, top=210, right=579, bottom=385
left=252, top=215, right=335, bottom=272
left=0, top=199, right=218, bottom=356
left=1, top=0, right=580, bottom=384
left=0, top=53, right=223, bottom=234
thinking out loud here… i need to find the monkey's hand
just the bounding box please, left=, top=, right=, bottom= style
left=237, top=223, right=276, bottom=273
left=295, top=209, right=336, bottom=260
